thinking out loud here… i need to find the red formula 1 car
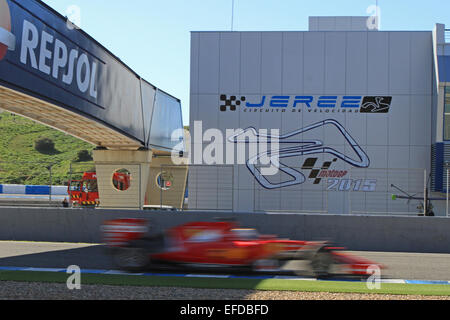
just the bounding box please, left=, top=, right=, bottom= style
left=102, top=218, right=383, bottom=278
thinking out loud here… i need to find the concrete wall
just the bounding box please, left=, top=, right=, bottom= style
left=0, top=207, right=448, bottom=253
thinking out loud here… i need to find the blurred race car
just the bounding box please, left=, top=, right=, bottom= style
left=101, top=218, right=383, bottom=278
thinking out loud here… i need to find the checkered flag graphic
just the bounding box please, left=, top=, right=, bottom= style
left=220, top=95, right=246, bottom=112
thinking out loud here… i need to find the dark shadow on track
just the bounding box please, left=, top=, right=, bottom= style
left=0, top=244, right=114, bottom=270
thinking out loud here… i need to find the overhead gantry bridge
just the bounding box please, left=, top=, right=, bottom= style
left=0, top=0, right=187, bottom=209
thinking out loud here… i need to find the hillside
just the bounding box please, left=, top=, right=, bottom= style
left=0, top=111, right=95, bottom=186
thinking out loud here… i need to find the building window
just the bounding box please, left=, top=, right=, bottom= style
left=445, top=86, right=450, bottom=140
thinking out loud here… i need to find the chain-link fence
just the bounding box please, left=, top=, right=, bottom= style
left=1, top=160, right=443, bottom=216
left=0, top=161, right=53, bottom=186
left=0, top=161, right=95, bottom=186
left=159, top=164, right=233, bottom=211
left=183, top=164, right=329, bottom=213
left=349, top=168, right=427, bottom=216
left=252, top=165, right=328, bottom=213
left=185, top=164, right=437, bottom=216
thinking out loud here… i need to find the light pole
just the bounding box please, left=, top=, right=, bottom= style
left=445, top=161, right=450, bottom=217
left=46, top=164, right=53, bottom=203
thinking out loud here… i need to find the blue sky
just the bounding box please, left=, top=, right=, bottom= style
left=42, top=0, right=450, bottom=125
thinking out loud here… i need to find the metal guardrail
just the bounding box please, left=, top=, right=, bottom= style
left=0, top=197, right=64, bottom=207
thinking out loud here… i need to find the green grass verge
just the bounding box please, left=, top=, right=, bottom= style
left=0, top=112, right=95, bottom=185
left=0, top=270, right=449, bottom=296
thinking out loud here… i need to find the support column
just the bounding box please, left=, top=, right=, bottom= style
left=145, top=155, right=189, bottom=209
left=93, top=149, right=153, bottom=210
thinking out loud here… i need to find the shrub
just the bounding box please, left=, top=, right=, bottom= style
left=75, top=149, right=93, bottom=162
left=34, top=137, right=56, bottom=153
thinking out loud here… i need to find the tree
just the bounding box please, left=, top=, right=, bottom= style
left=75, top=149, right=93, bottom=162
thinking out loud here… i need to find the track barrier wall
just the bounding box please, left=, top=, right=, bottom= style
left=0, top=185, right=67, bottom=196
left=0, top=207, right=448, bottom=253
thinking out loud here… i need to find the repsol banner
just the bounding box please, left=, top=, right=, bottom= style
left=0, top=0, right=145, bottom=144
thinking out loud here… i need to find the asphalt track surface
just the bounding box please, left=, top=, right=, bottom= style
left=0, top=241, right=449, bottom=282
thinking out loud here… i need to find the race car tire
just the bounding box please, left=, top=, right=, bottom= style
left=112, top=247, right=150, bottom=272
left=310, top=247, right=334, bottom=279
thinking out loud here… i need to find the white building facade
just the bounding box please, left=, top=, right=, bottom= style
left=189, top=17, right=450, bottom=215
